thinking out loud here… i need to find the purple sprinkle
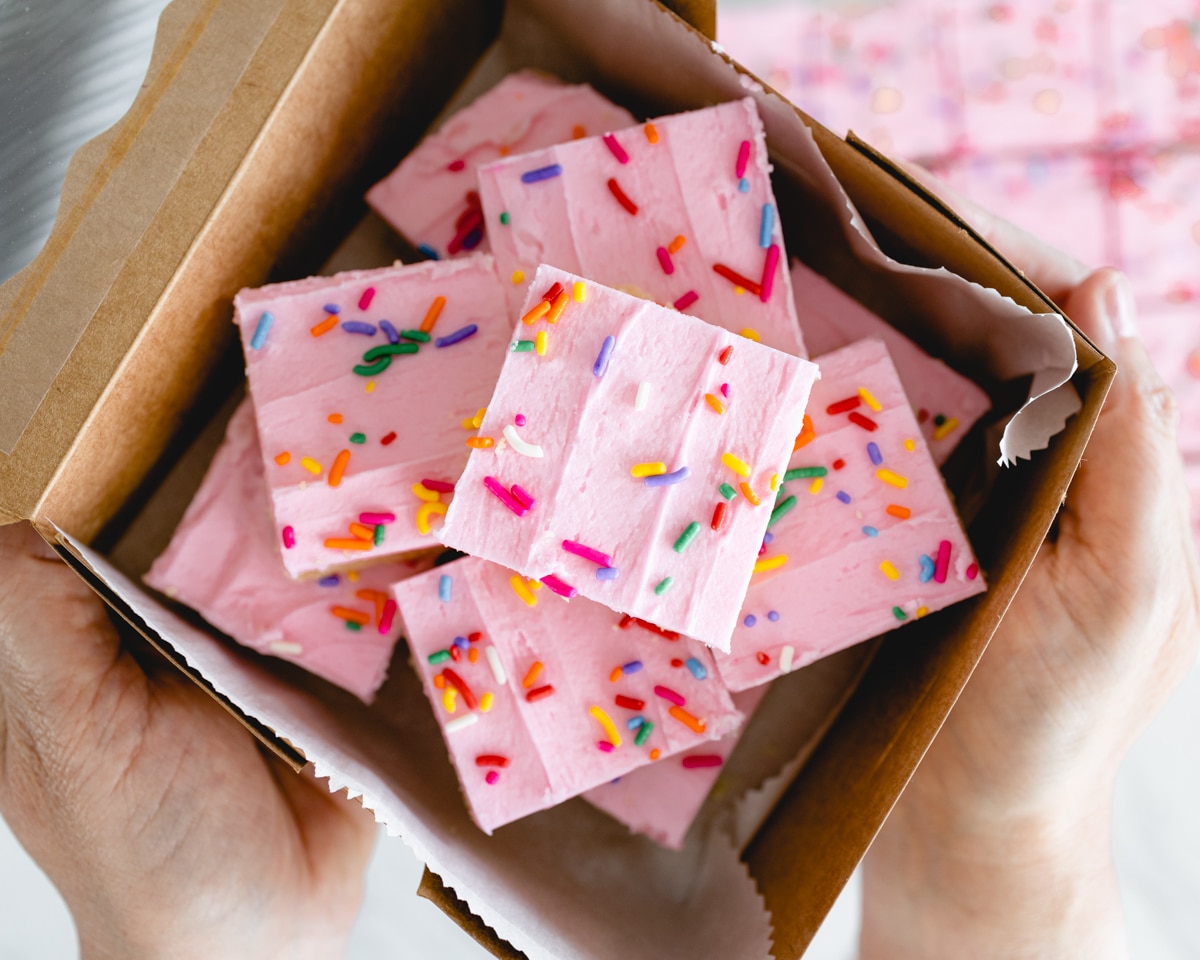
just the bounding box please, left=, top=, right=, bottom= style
left=341, top=321, right=376, bottom=335
left=378, top=320, right=400, bottom=344
left=520, top=163, right=563, bottom=183
left=644, top=466, right=690, bottom=488
left=836, top=490, right=852, bottom=504
left=461, top=227, right=483, bottom=251
left=593, top=335, right=616, bottom=377
left=435, top=323, right=478, bottom=348
left=318, top=575, right=341, bottom=587
left=744, top=614, right=757, bottom=628
left=763, top=532, right=774, bottom=545
left=767, top=610, right=780, bottom=622
left=596, top=566, right=620, bottom=581
left=622, top=660, right=643, bottom=674
left=452, top=635, right=470, bottom=650
left=867, top=441, right=883, bottom=466
left=323, top=303, right=341, bottom=314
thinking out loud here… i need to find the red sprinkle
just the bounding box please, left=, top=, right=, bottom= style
left=282, top=526, right=295, bottom=549
left=653, top=685, right=686, bottom=706
left=540, top=574, right=577, bottom=598
left=475, top=754, right=510, bottom=768
left=673, top=290, right=699, bottom=311
left=618, top=615, right=681, bottom=640
left=420, top=478, right=456, bottom=493
left=602, top=132, right=630, bottom=164
left=670, top=658, right=684, bottom=668
left=526, top=685, right=555, bottom=703
left=848, top=412, right=879, bottom=431
left=381, top=431, right=397, bottom=445
left=735, top=139, right=750, bottom=178
left=712, top=263, right=762, bottom=296
left=447, top=208, right=483, bottom=254
left=759, top=243, right=780, bottom=303
left=917, top=408, right=930, bottom=424
left=682, top=755, right=723, bottom=769
left=378, top=599, right=397, bottom=635
left=718, top=345, right=734, bottom=365
left=442, top=668, right=478, bottom=710
left=449, top=645, right=461, bottom=662
left=934, top=539, right=952, bottom=584
left=541, top=281, right=564, bottom=303
left=607, top=177, right=639, bottom=215
left=966, top=563, right=979, bottom=581
left=615, top=695, right=645, bottom=710
left=468, top=631, right=483, bottom=643
left=656, top=246, right=674, bottom=275
left=448, top=159, right=466, bottom=171
left=826, top=396, right=861, bottom=415
left=597, top=741, right=615, bottom=753
left=358, top=287, right=375, bottom=310
left=756, top=651, right=770, bottom=665
left=832, top=458, right=846, bottom=471
left=711, top=501, right=728, bottom=531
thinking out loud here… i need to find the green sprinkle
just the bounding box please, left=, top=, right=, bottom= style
left=428, top=650, right=451, bottom=664
left=345, top=620, right=362, bottom=632
left=768, top=495, right=797, bottom=529
left=934, top=413, right=946, bottom=426
left=634, top=720, right=653, bottom=746
left=373, top=524, right=385, bottom=547
left=784, top=466, right=827, bottom=482
left=499, top=211, right=510, bottom=225
left=353, top=357, right=391, bottom=377
left=654, top=577, right=674, bottom=596
left=510, top=340, right=536, bottom=352
left=892, top=606, right=907, bottom=621
left=400, top=329, right=432, bottom=343
left=718, top=482, right=738, bottom=501
left=362, top=342, right=420, bottom=362
left=350, top=432, right=367, bottom=444
left=673, top=521, right=701, bottom=553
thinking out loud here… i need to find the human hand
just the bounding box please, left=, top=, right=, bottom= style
left=861, top=166, right=1200, bottom=960
left=0, top=522, right=376, bottom=959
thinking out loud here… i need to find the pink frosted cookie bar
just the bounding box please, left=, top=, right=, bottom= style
left=234, top=256, right=510, bottom=579
left=391, top=556, right=742, bottom=834
left=582, top=686, right=767, bottom=849
left=436, top=266, right=819, bottom=652
left=477, top=97, right=809, bottom=357
left=1106, top=4, right=1200, bottom=144
left=791, top=260, right=991, bottom=463
left=145, top=401, right=433, bottom=702
left=714, top=339, right=986, bottom=692
left=367, top=70, right=636, bottom=260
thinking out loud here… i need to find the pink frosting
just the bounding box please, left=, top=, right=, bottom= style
left=367, top=70, right=636, bottom=259
left=391, top=556, right=742, bottom=835
left=477, top=98, right=809, bottom=357
left=791, top=260, right=991, bottom=463
left=233, top=256, right=510, bottom=578
left=715, top=338, right=986, bottom=691
left=144, top=400, right=433, bottom=702
left=436, top=265, right=820, bottom=652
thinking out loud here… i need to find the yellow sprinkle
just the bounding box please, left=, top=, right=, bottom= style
left=649, top=748, right=661, bottom=760
left=740, top=327, right=761, bottom=342
left=733, top=286, right=745, bottom=295
left=644, top=122, right=659, bottom=143
left=528, top=579, right=543, bottom=592
left=480, top=692, right=494, bottom=713
left=739, top=481, right=761, bottom=505
left=462, top=415, right=476, bottom=429
left=880, top=561, right=900, bottom=581
left=809, top=477, right=824, bottom=494
left=668, top=234, right=686, bottom=254
left=412, top=483, right=440, bottom=503
left=904, top=438, right=916, bottom=452
left=346, top=570, right=358, bottom=582
left=916, top=606, right=928, bottom=619
left=472, top=408, right=486, bottom=429
left=573, top=280, right=587, bottom=302
left=933, top=417, right=960, bottom=441
left=858, top=386, right=882, bottom=412
left=770, top=473, right=779, bottom=492
left=442, top=688, right=458, bottom=714
left=300, top=457, right=322, bottom=475
left=590, top=705, right=622, bottom=747
left=877, top=468, right=908, bottom=488
left=365, top=381, right=375, bottom=393
left=511, top=270, right=525, bottom=285
left=704, top=393, right=725, bottom=414
left=753, top=555, right=789, bottom=574
left=510, top=575, right=537, bottom=607
left=631, top=462, right=667, bottom=478
left=535, top=329, right=548, bottom=356
left=274, top=452, right=291, bottom=466
left=721, top=452, right=751, bottom=477
left=415, top=500, right=447, bottom=535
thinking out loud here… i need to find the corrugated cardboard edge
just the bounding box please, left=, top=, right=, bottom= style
left=418, top=868, right=530, bottom=960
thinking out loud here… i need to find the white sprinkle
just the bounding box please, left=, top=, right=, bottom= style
left=445, top=713, right=479, bottom=734
left=485, top=645, right=507, bottom=686
left=502, top=423, right=544, bottom=458
left=635, top=381, right=651, bottom=411
left=779, top=644, right=795, bottom=673
left=269, top=641, right=304, bottom=656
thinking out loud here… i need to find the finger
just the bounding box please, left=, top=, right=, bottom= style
left=898, top=159, right=1092, bottom=304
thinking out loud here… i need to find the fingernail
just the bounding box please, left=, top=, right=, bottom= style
left=1105, top=271, right=1138, bottom=339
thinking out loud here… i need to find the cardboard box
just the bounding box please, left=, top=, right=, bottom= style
left=0, top=0, right=1113, bottom=956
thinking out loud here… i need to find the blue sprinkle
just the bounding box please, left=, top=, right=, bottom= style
left=378, top=320, right=400, bottom=344
left=452, top=635, right=469, bottom=650
left=520, top=163, right=563, bottom=183
left=596, top=566, right=620, bottom=581
left=435, top=323, right=478, bottom=348
left=738, top=177, right=750, bottom=193
left=593, top=334, right=616, bottom=377
left=763, top=532, right=775, bottom=545
left=685, top=657, right=708, bottom=680
left=622, top=660, right=643, bottom=674
left=626, top=716, right=645, bottom=731
left=644, top=466, right=690, bottom=488
left=919, top=554, right=936, bottom=583
left=759, top=203, right=775, bottom=249
left=249, top=311, right=274, bottom=350
left=322, top=303, right=341, bottom=314
left=744, top=614, right=757, bottom=628
left=767, top=610, right=780, bottom=622
left=318, top=574, right=341, bottom=587
left=341, top=320, right=376, bottom=335
left=439, top=574, right=452, bottom=602
left=836, top=490, right=852, bottom=504
left=863, top=525, right=879, bottom=538
left=867, top=441, right=883, bottom=466
left=417, top=243, right=439, bottom=260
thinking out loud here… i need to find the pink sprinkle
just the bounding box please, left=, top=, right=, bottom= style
left=483, top=476, right=527, bottom=516
left=602, top=132, right=629, bottom=164
left=562, top=539, right=615, bottom=567
left=673, top=290, right=699, bottom=311
left=448, top=159, right=466, bottom=171
left=485, top=770, right=499, bottom=785
left=934, top=539, right=952, bottom=584
left=597, top=740, right=615, bottom=753
left=421, top=478, right=456, bottom=493
left=282, top=526, right=295, bottom=549
left=759, top=243, right=780, bottom=303
left=514, top=413, right=527, bottom=427
left=359, top=511, right=395, bottom=525
left=358, top=287, right=376, bottom=310
left=656, top=246, right=674, bottom=275
left=379, top=599, right=397, bottom=635
left=966, top=562, right=979, bottom=581
left=682, top=755, right=723, bottom=769
left=719, top=383, right=730, bottom=398
left=735, top=139, right=750, bottom=178
left=511, top=484, right=536, bottom=510
left=540, top=574, right=578, bottom=599
left=653, top=684, right=686, bottom=707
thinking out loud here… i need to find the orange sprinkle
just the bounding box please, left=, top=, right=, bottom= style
left=739, top=481, right=761, bottom=505
left=667, top=234, right=686, bottom=254
left=349, top=522, right=375, bottom=541
left=886, top=504, right=912, bottom=519
left=310, top=315, right=338, bottom=337
left=704, top=393, right=726, bottom=414
left=522, top=299, right=551, bottom=325
left=331, top=606, right=370, bottom=626
left=522, top=661, right=544, bottom=689
left=468, top=647, right=479, bottom=664
left=545, top=290, right=569, bottom=324
left=572, top=124, right=586, bottom=139
left=420, top=295, right=447, bottom=333
left=328, top=449, right=351, bottom=487
left=498, top=145, right=510, bottom=156
left=434, top=674, right=446, bottom=689
left=644, top=122, right=659, bottom=143
left=324, top=538, right=373, bottom=551
left=466, top=436, right=495, bottom=449
left=793, top=415, right=816, bottom=450
left=274, top=452, right=291, bottom=466
left=668, top=705, right=706, bottom=733
left=327, top=413, right=344, bottom=424
left=649, top=748, right=661, bottom=760
left=609, top=666, right=623, bottom=683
